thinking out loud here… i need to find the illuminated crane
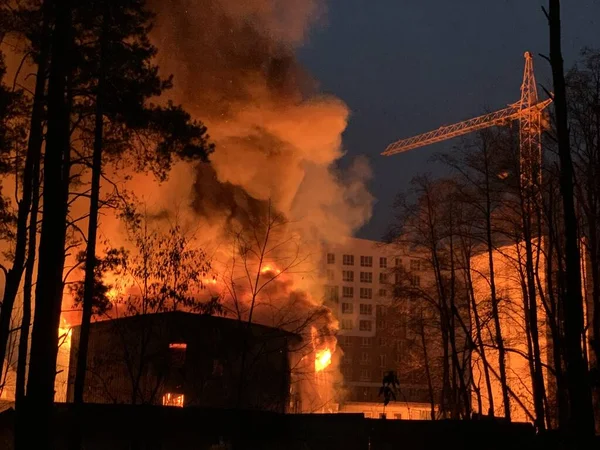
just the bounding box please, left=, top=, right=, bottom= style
left=382, top=52, right=552, bottom=191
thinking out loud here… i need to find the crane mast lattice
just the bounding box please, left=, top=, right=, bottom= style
left=382, top=52, right=551, bottom=191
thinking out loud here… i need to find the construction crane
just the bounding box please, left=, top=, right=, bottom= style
left=382, top=52, right=552, bottom=191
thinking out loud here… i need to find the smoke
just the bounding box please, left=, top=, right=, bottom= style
left=99, top=0, right=374, bottom=410
left=147, top=0, right=373, bottom=243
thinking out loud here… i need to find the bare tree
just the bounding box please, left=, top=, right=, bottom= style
left=387, top=177, right=472, bottom=419
left=215, top=202, right=336, bottom=412
left=545, top=0, right=596, bottom=438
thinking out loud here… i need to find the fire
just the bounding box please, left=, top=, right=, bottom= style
left=315, top=348, right=332, bottom=372
left=107, top=287, right=119, bottom=301
left=260, top=265, right=281, bottom=275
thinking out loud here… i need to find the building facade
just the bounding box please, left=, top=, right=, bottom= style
left=322, top=237, right=439, bottom=418
left=67, top=312, right=300, bottom=413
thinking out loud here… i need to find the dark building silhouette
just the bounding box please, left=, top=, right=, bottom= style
left=66, top=312, right=300, bottom=412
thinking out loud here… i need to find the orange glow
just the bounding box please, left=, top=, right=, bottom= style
left=169, top=343, right=187, bottom=349
left=260, top=265, right=281, bottom=275
left=315, top=348, right=332, bottom=372
left=107, top=287, right=119, bottom=301
left=162, top=393, right=184, bottom=407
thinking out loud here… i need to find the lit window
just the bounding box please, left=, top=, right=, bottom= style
left=379, top=257, right=387, bottom=269
left=360, top=256, right=373, bottom=267
left=341, top=319, right=353, bottom=330
left=359, top=288, right=372, bottom=299
left=342, top=286, right=354, bottom=298
left=361, top=337, right=371, bottom=348
left=360, top=272, right=372, bottom=283
left=342, top=270, right=354, bottom=282
left=169, top=342, right=187, bottom=367
left=342, top=302, right=354, bottom=314
left=343, top=254, right=354, bottom=266
left=162, top=393, right=184, bottom=407
left=359, top=304, right=372, bottom=315
left=359, top=320, right=372, bottom=332
left=169, top=343, right=187, bottom=349
left=327, top=253, right=335, bottom=264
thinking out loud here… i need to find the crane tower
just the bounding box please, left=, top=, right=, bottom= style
left=382, top=52, right=552, bottom=191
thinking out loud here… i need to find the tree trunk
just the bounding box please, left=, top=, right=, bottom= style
left=25, top=0, right=72, bottom=447
left=548, top=0, right=596, bottom=438
left=14, top=158, right=39, bottom=450
left=522, top=206, right=547, bottom=431
left=485, top=187, right=511, bottom=420
left=464, top=252, right=495, bottom=416
left=15, top=157, right=40, bottom=406
left=0, top=0, right=49, bottom=384
left=420, top=316, right=436, bottom=420
left=73, top=4, right=108, bottom=405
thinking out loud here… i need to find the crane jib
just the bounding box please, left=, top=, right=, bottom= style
left=382, top=98, right=552, bottom=156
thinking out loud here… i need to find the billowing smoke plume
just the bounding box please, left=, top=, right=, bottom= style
left=101, top=0, right=374, bottom=410
left=147, top=0, right=373, bottom=243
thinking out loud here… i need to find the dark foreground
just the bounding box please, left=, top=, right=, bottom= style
left=0, top=403, right=594, bottom=449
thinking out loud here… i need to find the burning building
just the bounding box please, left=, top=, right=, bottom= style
left=49, top=0, right=373, bottom=415
left=66, top=312, right=301, bottom=412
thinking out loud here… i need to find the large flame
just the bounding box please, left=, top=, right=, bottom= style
left=315, top=348, right=332, bottom=372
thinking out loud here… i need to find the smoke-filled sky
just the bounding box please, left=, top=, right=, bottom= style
left=296, top=0, right=600, bottom=240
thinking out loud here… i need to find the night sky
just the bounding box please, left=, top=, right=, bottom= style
left=297, top=0, right=600, bottom=241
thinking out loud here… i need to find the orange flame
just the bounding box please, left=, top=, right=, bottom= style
left=315, top=348, right=332, bottom=372
left=107, top=287, right=119, bottom=301
left=260, top=265, right=281, bottom=275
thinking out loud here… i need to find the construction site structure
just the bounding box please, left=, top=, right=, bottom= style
left=382, top=52, right=554, bottom=423
left=382, top=52, right=551, bottom=191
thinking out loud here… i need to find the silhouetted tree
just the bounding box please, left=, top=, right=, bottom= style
left=72, top=0, right=213, bottom=408
left=545, top=0, right=596, bottom=439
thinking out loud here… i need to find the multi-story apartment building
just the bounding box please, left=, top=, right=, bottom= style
left=322, top=237, right=438, bottom=419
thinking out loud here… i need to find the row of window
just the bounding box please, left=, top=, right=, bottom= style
left=341, top=270, right=376, bottom=283
left=338, top=336, right=406, bottom=352
left=327, top=254, right=423, bottom=271
left=324, top=286, right=391, bottom=302
left=345, top=286, right=373, bottom=299
left=341, top=352, right=402, bottom=366
left=341, top=303, right=373, bottom=315
left=341, top=319, right=372, bottom=331
left=326, top=270, right=421, bottom=287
